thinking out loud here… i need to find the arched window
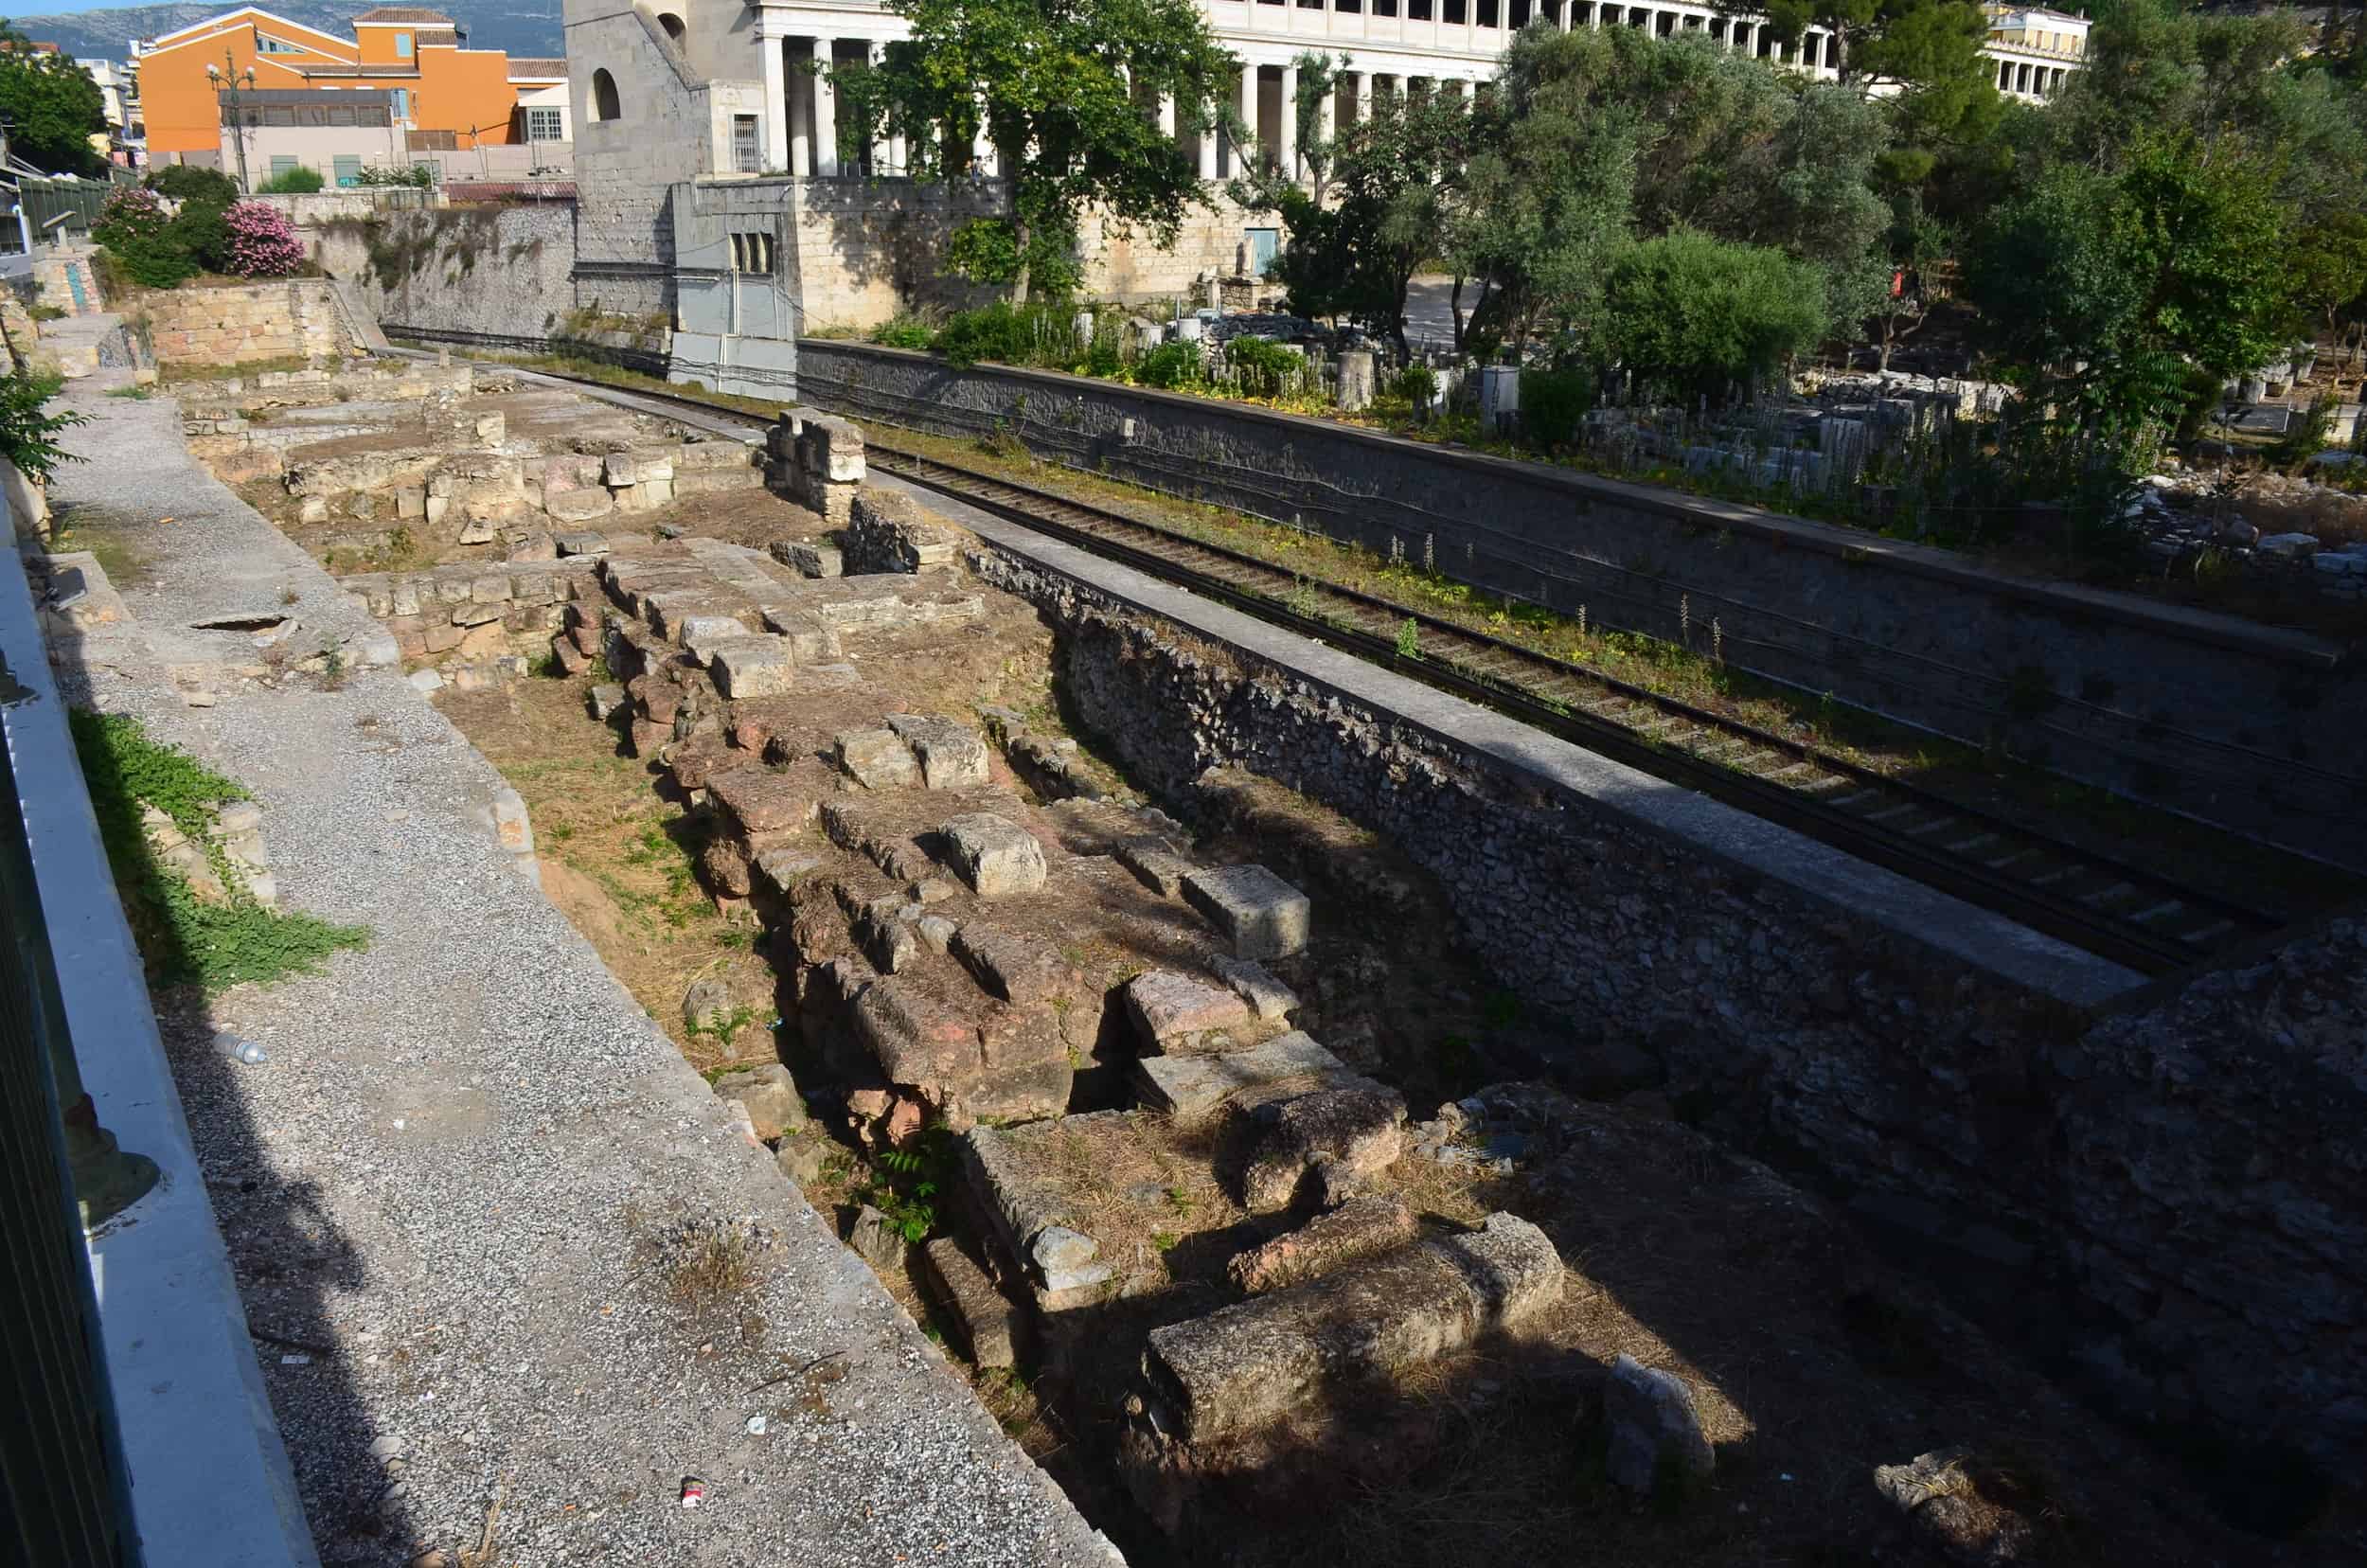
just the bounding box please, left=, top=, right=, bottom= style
left=658, top=12, right=686, bottom=44
left=591, top=68, right=621, bottom=122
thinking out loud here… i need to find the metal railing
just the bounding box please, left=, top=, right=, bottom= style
left=0, top=660, right=140, bottom=1568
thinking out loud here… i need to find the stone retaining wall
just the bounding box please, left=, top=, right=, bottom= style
left=972, top=539, right=2367, bottom=1478
left=141, top=279, right=365, bottom=367
left=801, top=341, right=2365, bottom=870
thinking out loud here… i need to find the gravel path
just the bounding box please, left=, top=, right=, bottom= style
left=45, top=352, right=1118, bottom=1568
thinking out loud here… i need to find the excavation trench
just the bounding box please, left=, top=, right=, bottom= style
left=191, top=363, right=2356, bottom=1560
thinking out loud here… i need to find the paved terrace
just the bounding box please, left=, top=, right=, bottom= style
left=39, top=335, right=1116, bottom=1566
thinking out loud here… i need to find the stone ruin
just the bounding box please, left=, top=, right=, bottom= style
left=303, top=385, right=2283, bottom=1560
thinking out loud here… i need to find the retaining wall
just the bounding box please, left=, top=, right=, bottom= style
left=963, top=519, right=2367, bottom=1478
left=805, top=341, right=2366, bottom=869
left=140, top=278, right=365, bottom=366
left=303, top=204, right=581, bottom=345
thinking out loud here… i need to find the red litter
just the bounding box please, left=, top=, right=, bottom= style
left=680, top=1476, right=706, bottom=1509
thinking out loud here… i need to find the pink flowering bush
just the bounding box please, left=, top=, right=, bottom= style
left=92, top=186, right=170, bottom=247
left=222, top=200, right=306, bottom=278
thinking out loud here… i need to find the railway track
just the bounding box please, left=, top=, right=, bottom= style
left=421, top=349, right=2296, bottom=975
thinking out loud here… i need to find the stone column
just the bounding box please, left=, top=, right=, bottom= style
left=1159, top=93, right=1178, bottom=141
left=1240, top=60, right=1260, bottom=176
left=811, top=38, right=840, bottom=177
left=1354, top=70, right=1372, bottom=127
left=761, top=29, right=791, bottom=174
left=789, top=47, right=811, bottom=176
left=1278, top=61, right=1300, bottom=179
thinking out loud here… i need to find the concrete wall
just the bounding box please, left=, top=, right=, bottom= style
left=970, top=525, right=2367, bottom=1478
left=141, top=278, right=365, bottom=366
left=800, top=341, right=2366, bottom=868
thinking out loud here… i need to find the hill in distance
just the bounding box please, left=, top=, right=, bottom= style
left=13, top=2, right=562, bottom=63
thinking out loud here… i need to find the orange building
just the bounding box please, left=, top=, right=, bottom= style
left=134, top=7, right=565, bottom=164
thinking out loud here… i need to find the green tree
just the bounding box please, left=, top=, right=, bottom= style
left=0, top=27, right=108, bottom=175
left=2290, top=211, right=2367, bottom=360
left=1233, top=78, right=1471, bottom=356
left=1594, top=230, right=1829, bottom=402
left=832, top=0, right=1236, bottom=301
left=1963, top=135, right=2291, bottom=433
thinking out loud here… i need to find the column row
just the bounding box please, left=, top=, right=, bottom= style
left=1174, top=65, right=1477, bottom=185
left=1998, top=58, right=2071, bottom=98
left=768, top=35, right=905, bottom=179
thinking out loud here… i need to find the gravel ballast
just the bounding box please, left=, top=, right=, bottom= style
left=44, top=359, right=1118, bottom=1567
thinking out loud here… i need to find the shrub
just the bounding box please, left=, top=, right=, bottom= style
left=146, top=164, right=240, bottom=206
left=258, top=166, right=325, bottom=194
left=1392, top=364, right=1437, bottom=405
left=1520, top=367, right=1593, bottom=451
left=934, top=299, right=1077, bottom=368
left=869, top=312, right=936, bottom=349
left=222, top=200, right=305, bottom=277
left=357, top=164, right=435, bottom=188
left=93, top=186, right=170, bottom=249
left=1136, top=341, right=1203, bottom=389
left=0, top=369, right=88, bottom=482
left=1595, top=231, right=1828, bottom=404
left=1223, top=335, right=1303, bottom=399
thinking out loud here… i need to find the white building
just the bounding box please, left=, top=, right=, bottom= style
left=1983, top=4, right=2087, bottom=101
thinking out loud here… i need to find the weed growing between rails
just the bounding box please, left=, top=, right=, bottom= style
left=70, top=710, right=368, bottom=994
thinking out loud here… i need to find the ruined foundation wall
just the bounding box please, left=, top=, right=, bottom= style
left=971, top=544, right=2367, bottom=1474
left=141, top=278, right=365, bottom=366
left=803, top=342, right=2364, bottom=869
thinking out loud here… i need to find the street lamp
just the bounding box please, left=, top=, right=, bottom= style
left=206, top=53, right=258, bottom=192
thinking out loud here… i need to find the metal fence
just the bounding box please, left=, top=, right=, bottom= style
left=14, top=176, right=117, bottom=246
left=0, top=686, right=138, bottom=1568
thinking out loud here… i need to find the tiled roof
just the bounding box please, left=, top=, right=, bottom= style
left=352, top=7, right=454, bottom=22
left=506, top=57, right=567, bottom=78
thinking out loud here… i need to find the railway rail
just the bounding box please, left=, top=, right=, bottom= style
left=409, top=347, right=2299, bottom=976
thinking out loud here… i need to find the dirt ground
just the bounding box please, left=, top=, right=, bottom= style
left=436, top=668, right=780, bottom=1072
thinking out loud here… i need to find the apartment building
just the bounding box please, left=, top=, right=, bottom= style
left=136, top=7, right=567, bottom=169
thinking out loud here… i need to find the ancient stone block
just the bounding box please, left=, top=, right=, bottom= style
left=921, top=1238, right=1019, bottom=1368
left=1239, top=1084, right=1406, bottom=1211
left=771, top=539, right=845, bottom=579
left=836, top=726, right=919, bottom=790
left=709, top=636, right=796, bottom=700
left=940, top=813, right=1047, bottom=899
left=588, top=683, right=626, bottom=720
left=1131, top=1031, right=1349, bottom=1119
left=547, top=489, right=615, bottom=524
left=1227, top=1195, right=1415, bottom=1293
left=469, top=572, right=510, bottom=604
left=554, top=527, right=611, bottom=554
left=1116, top=837, right=1194, bottom=897
left=1216, top=957, right=1298, bottom=1022
left=759, top=607, right=842, bottom=664
left=1123, top=970, right=1250, bottom=1053
left=952, top=924, right=1078, bottom=1006
left=423, top=621, right=463, bottom=653
left=1184, top=864, right=1311, bottom=960
left=1137, top=1213, right=1562, bottom=1446
left=452, top=601, right=505, bottom=628
left=1605, top=1355, right=1715, bottom=1496
left=711, top=1063, right=808, bottom=1142
left=708, top=765, right=818, bottom=836
left=885, top=714, right=991, bottom=791
left=755, top=848, right=824, bottom=894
